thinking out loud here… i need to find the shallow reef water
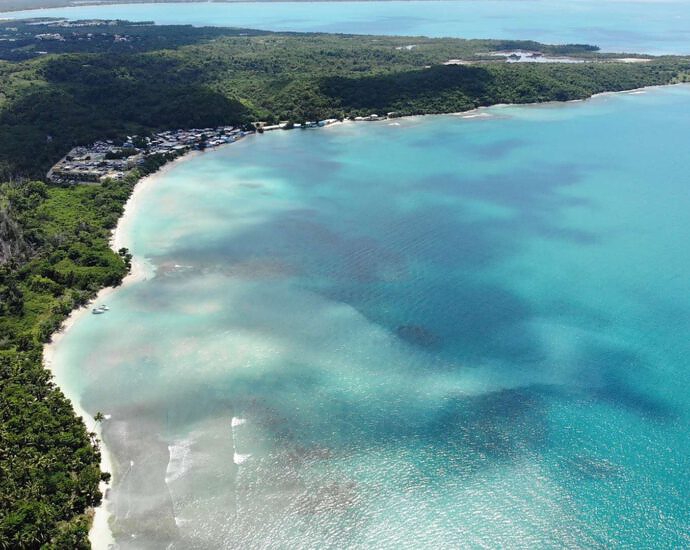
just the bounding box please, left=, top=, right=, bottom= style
left=53, top=86, right=690, bottom=548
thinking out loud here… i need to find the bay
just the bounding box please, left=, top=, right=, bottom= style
left=51, top=85, right=690, bottom=548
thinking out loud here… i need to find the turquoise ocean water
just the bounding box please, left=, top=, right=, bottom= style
left=50, top=86, right=690, bottom=548
left=4, top=0, right=690, bottom=54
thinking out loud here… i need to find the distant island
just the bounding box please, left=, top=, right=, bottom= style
left=0, top=17, right=689, bottom=548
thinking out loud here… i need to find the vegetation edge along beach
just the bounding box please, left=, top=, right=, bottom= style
left=40, top=152, right=202, bottom=549
left=1, top=17, right=690, bottom=548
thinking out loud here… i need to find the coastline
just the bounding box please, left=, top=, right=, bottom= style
left=331, top=83, right=685, bottom=127
left=38, top=81, right=683, bottom=549
left=446, top=83, right=681, bottom=119
left=40, top=154, right=202, bottom=549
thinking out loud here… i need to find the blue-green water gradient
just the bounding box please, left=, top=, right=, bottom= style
left=51, top=86, right=690, bottom=548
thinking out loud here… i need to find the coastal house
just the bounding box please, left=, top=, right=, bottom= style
left=47, top=126, right=253, bottom=184
left=354, top=114, right=381, bottom=122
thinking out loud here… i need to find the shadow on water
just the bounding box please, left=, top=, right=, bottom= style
left=139, top=148, right=674, bottom=425
left=577, top=345, right=676, bottom=421
left=426, top=387, right=548, bottom=461
left=81, top=103, right=690, bottom=546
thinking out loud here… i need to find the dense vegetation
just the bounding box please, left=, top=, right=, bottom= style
left=0, top=350, right=105, bottom=549
left=0, top=153, right=170, bottom=547
left=0, top=18, right=689, bottom=548
left=0, top=20, right=275, bottom=62
left=0, top=179, right=126, bottom=547
left=1, top=20, right=687, bottom=178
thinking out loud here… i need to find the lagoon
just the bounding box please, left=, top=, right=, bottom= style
left=4, top=1, right=690, bottom=54
left=51, top=85, right=690, bottom=548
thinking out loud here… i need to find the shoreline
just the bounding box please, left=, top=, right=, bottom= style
left=40, top=81, right=683, bottom=549
left=434, top=83, right=682, bottom=120
left=40, top=154, right=203, bottom=549
left=326, top=83, right=686, bottom=127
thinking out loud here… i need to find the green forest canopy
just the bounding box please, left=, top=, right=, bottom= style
left=0, top=19, right=687, bottom=179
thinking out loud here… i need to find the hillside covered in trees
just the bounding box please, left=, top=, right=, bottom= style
left=1, top=18, right=689, bottom=548
left=0, top=19, right=688, bottom=179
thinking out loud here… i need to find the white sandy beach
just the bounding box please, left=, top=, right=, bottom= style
left=41, top=156, right=193, bottom=549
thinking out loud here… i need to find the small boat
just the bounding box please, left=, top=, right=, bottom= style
left=92, top=306, right=106, bottom=315
left=99, top=304, right=110, bottom=311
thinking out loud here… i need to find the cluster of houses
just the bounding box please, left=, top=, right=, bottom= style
left=47, top=126, right=245, bottom=184
left=255, top=118, right=340, bottom=131
left=354, top=113, right=401, bottom=122
left=38, top=19, right=141, bottom=29
left=35, top=31, right=133, bottom=44
left=47, top=115, right=396, bottom=184
left=256, top=114, right=399, bottom=131
left=34, top=33, right=64, bottom=41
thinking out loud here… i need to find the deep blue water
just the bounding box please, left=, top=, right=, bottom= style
left=52, top=86, right=690, bottom=548
left=4, top=0, right=690, bottom=54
